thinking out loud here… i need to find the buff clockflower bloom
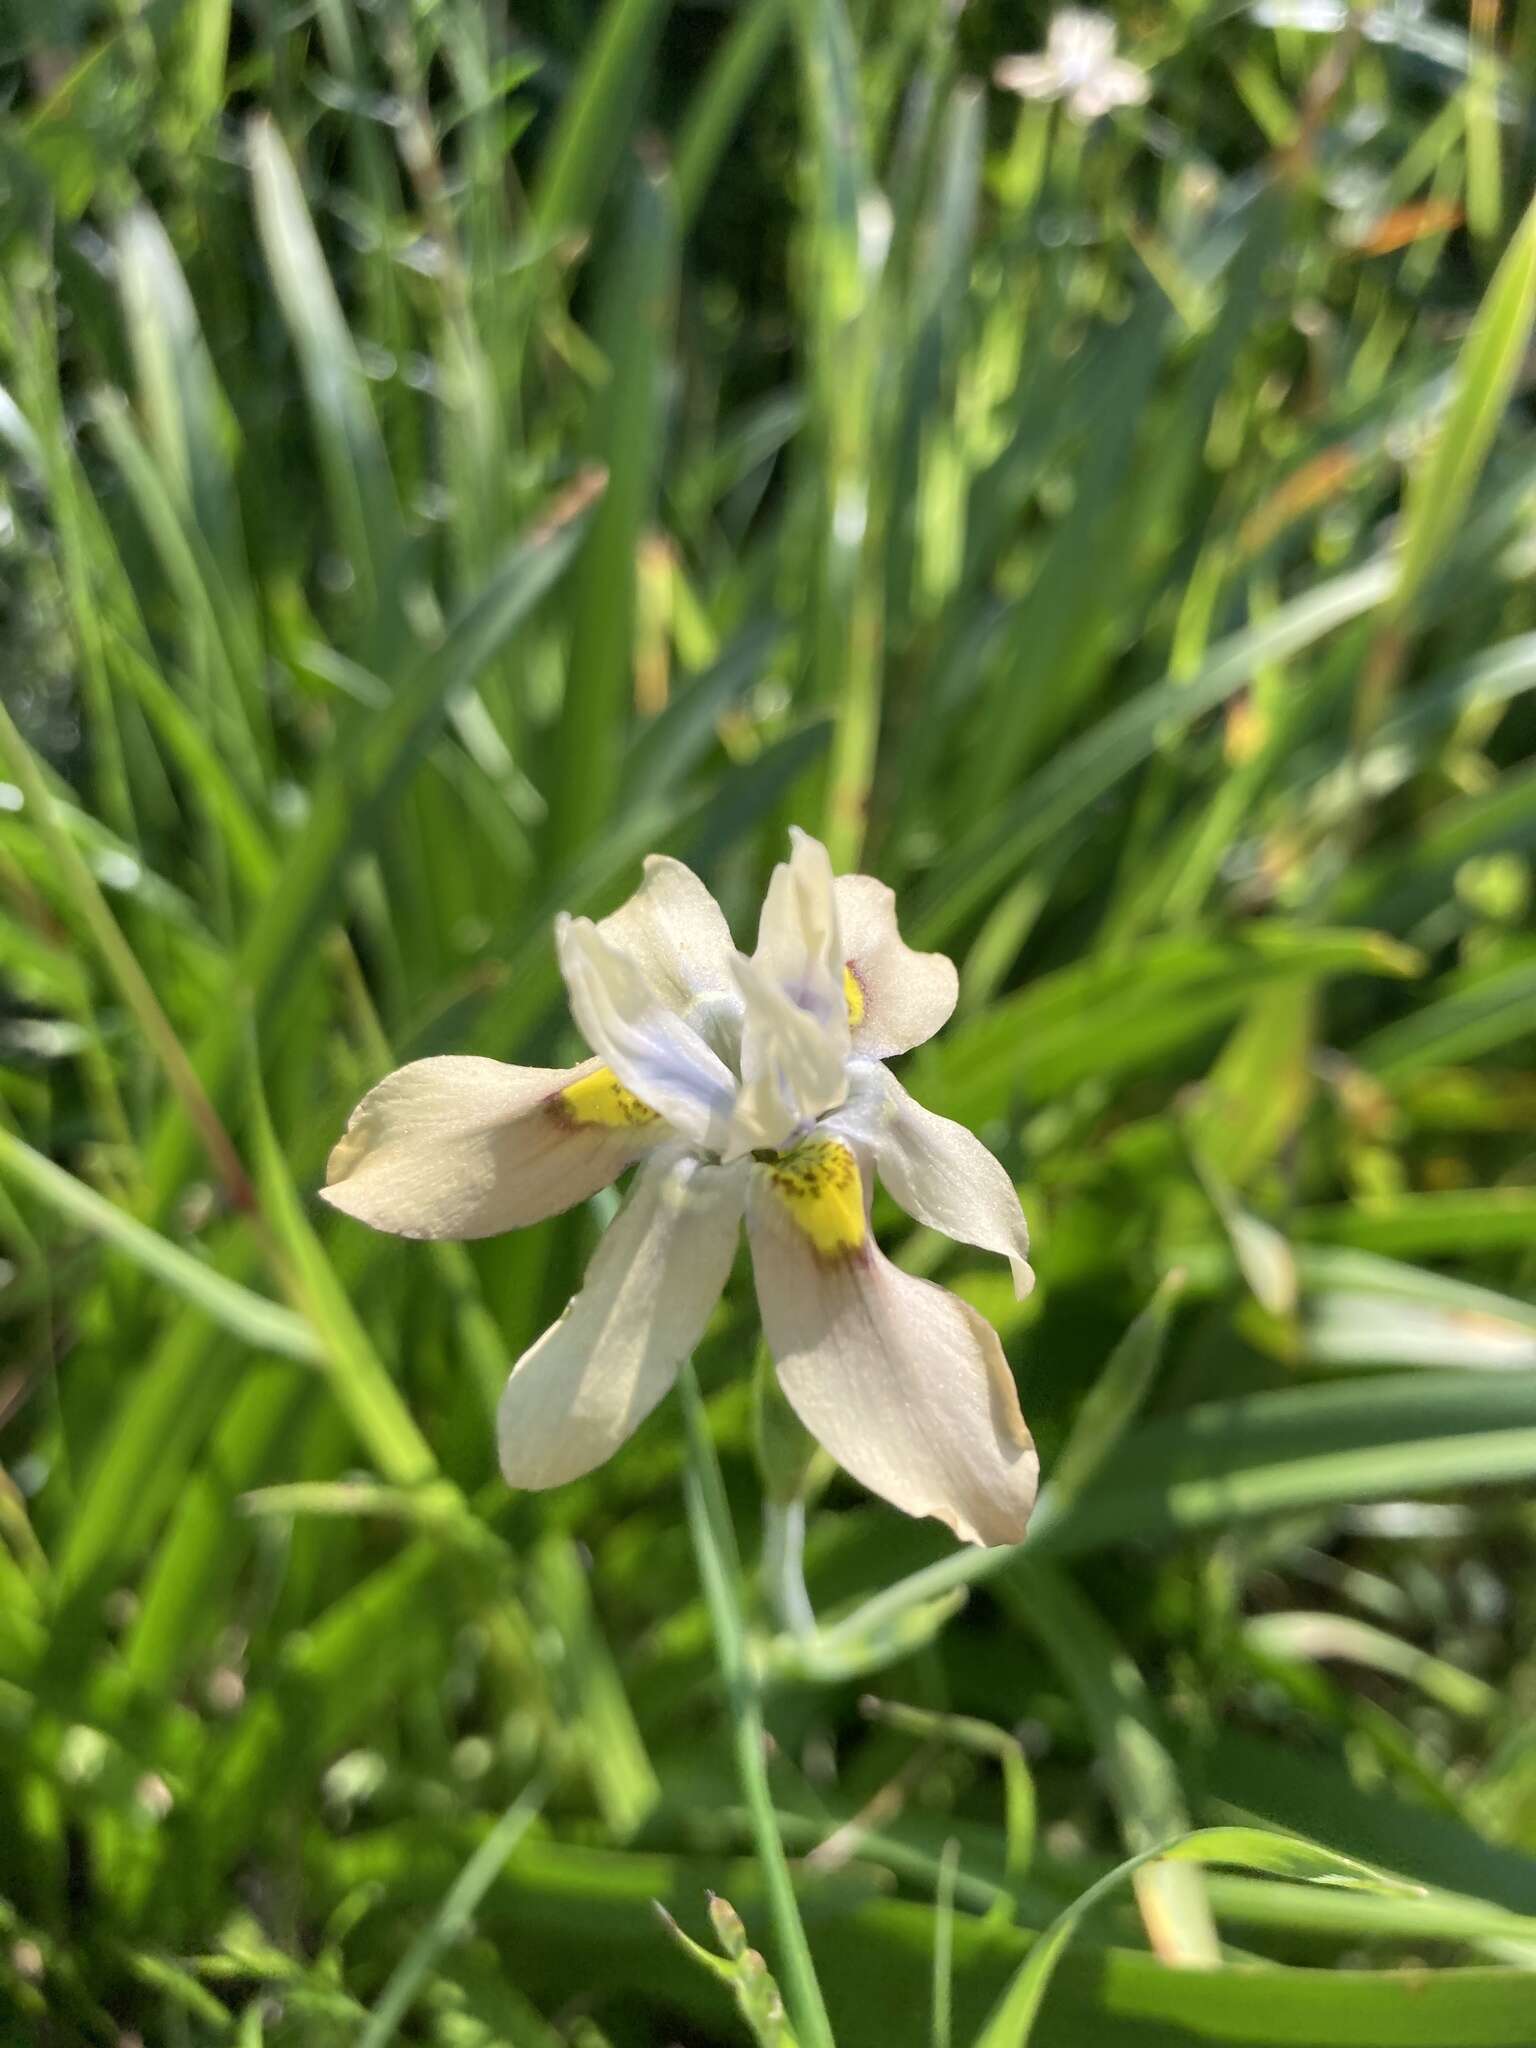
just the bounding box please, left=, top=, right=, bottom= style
left=322, top=831, right=1038, bottom=1547
left=994, top=9, right=1150, bottom=123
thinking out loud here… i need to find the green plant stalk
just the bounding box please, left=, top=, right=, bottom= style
left=0, top=1126, right=317, bottom=1365
left=358, top=1777, right=548, bottom=2048
left=932, top=1837, right=959, bottom=2048
left=972, top=1825, right=1421, bottom=2048
left=679, top=1366, right=835, bottom=2048
left=790, top=0, right=886, bottom=870
left=761, top=1495, right=816, bottom=1638
left=675, top=0, right=789, bottom=228
left=0, top=692, right=256, bottom=1215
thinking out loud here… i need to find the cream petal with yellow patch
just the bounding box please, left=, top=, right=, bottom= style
left=746, top=1142, right=1037, bottom=1547
left=498, top=1147, right=747, bottom=1488
left=556, top=913, right=737, bottom=1152
left=595, top=854, right=736, bottom=1016
left=834, top=874, right=958, bottom=1059
left=320, top=1055, right=656, bottom=1240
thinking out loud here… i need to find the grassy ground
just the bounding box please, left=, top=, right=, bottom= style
left=3, top=1, right=1536, bottom=2043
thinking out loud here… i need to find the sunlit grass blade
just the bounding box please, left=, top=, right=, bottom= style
left=549, top=163, right=677, bottom=869
left=999, top=1563, right=1220, bottom=1968
left=247, top=114, right=407, bottom=643
left=675, top=0, right=789, bottom=227
left=679, top=1365, right=835, bottom=2048
left=532, top=0, right=669, bottom=246
left=0, top=1126, right=312, bottom=1363
left=1243, top=1611, right=1500, bottom=1720
left=1393, top=186, right=1536, bottom=622
left=358, top=1779, right=548, bottom=2048
left=971, top=1826, right=1421, bottom=2048
left=1357, top=959, right=1536, bottom=1075
left=1043, top=1272, right=1184, bottom=1512
left=143, top=474, right=601, bottom=1211
left=910, top=558, right=1397, bottom=944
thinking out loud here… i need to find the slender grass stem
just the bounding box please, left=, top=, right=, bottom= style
left=679, top=1365, right=835, bottom=2048
left=0, top=694, right=258, bottom=1218
left=762, top=1495, right=817, bottom=1639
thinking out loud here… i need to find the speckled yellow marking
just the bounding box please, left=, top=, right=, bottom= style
left=843, top=964, right=865, bottom=1027
left=559, top=1066, right=660, bottom=1129
left=767, top=1136, right=865, bottom=1256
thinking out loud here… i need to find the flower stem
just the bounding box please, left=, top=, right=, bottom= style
left=678, top=1365, right=835, bottom=2048
left=762, top=1495, right=816, bottom=1638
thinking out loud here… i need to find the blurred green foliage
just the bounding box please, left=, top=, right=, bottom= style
left=2, top=0, right=1536, bottom=2043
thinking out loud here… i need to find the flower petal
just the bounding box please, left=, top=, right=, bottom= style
left=321, top=1056, right=655, bottom=1240
left=993, top=53, right=1065, bottom=97
left=753, top=828, right=849, bottom=1038
left=557, top=913, right=737, bottom=1151
left=596, top=854, right=735, bottom=1016
left=724, top=951, right=850, bottom=1159
left=832, top=1065, right=1034, bottom=1299
left=1070, top=61, right=1149, bottom=118
left=747, top=1146, right=1037, bottom=1547
left=1050, top=7, right=1119, bottom=67
left=834, top=875, right=958, bottom=1058
left=498, top=1147, right=747, bottom=1488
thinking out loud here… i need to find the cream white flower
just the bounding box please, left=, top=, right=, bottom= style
left=994, top=9, right=1151, bottom=122
left=322, top=831, right=1038, bottom=1547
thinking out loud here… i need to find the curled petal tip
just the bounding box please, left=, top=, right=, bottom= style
left=1009, top=1253, right=1037, bottom=1303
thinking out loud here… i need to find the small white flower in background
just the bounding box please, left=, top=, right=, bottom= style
left=323, top=831, right=1038, bottom=1547
left=994, top=9, right=1150, bottom=122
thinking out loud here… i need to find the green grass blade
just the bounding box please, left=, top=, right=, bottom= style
left=548, top=164, right=677, bottom=869
left=680, top=1365, right=835, bottom=2048
left=532, top=0, right=669, bottom=246
left=1043, top=1273, right=1184, bottom=1511
left=972, top=1826, right=1419, bottom=2048
left=247, top=114, right=406, bottom=640
left=998, top=1564, right=1220, bottom=1969
left=0, top=1126, right=316, bottom=1364
left=359, top=1779, right=548, bottom=2048
left=1393, top=187, right=1536, bottom=621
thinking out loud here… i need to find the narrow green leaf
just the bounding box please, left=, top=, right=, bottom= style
left=359, top=1780, right=548, bottom=2048
left=244, top=1060, right=444, bottom=1491
left=1045, top=1273, right=1185, bottom=1510
left=1357, top=961, right=1536, bottom=1077
left=532, top=0, right=669, bottom=245
left=248, top=115, right=406, bottom=637
left=144, top=474, right=599, bottom=1211
left=0, top=1125, right=317, bottom=1363
left=911, top=559, right=1396, bottom=944
left=1394, top=188, right=1536, bottom=618
left=549, top=164, right=678, bottom=868
left=972, top=1826, right=1419, bottom=2048
left=675, top=0, right=789, bottom=227
left=997, top=1564, right=1220, bottom=1970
